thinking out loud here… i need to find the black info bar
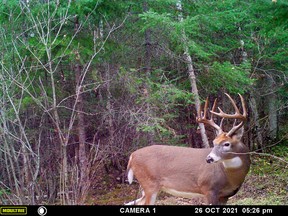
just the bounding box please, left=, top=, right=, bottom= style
left=0, top=205, right=287, bottom=216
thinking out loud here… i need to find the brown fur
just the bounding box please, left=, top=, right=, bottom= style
left=127, top=142, right=250, bottom=205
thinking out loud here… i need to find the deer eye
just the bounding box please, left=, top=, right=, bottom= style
left=223, top=142, right=230, bottom=147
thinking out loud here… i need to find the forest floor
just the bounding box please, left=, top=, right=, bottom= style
left=89, top=146, right=288, bottom=205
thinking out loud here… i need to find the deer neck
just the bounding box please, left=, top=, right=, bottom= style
left=223, top=156, right=243, bottom=169
left=222, top=148, right=250, bottom=188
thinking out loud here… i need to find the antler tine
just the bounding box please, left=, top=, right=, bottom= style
left=197, top=98, right=207, bottom=119
left=227, top=121, right=244, bottom=137
left=225, top=93, right=240, bottom=115
left=210, top=93, right=246, bottom=120
left=197, top=94, right=247, bottom=137
left=203, top=97, right=209, bottom=119
left=211, top=98, right=217, bottom=116
left=226, top=93, right=247, bottom=137
left=196, top=98, right=223, bottom=135
left=219, top=118, right=224, bottom=129
left=238, top=93, right=247, bottom=118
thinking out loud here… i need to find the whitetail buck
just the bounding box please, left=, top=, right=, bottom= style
left=125, top=93, right=250, bottom=205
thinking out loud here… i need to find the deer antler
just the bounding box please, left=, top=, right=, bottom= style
left=210, top=93, right=247, bottom=137
left=196, top=98, right=223, bottom=135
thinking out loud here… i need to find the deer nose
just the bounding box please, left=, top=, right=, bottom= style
left=206, top=156, right=214, bottom=163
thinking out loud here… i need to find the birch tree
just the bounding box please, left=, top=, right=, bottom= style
left=176, top=0, right=209, bottom=148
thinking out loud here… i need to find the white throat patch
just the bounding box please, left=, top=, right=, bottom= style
left=223, top=156, right=242, bottom=169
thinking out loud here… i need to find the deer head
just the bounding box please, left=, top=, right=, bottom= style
left=197, top=93, right=247, bottom=164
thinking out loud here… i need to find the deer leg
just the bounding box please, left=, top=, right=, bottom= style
left=142, top=183, right=159, bottom=205
left=219, top=197, right=228, bottom=205
left=205, top=191, right=220, bottom=205
left=125, top=189, right=158, bottom=205
left=143, top=191, right=158, bottom=205
left=125, top=191, right=146, bottom=205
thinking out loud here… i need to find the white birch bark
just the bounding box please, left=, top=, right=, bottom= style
left=177, top=0, right=209, bottom=148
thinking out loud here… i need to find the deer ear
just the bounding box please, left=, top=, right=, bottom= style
left=232, top=127, right=244, bottom=142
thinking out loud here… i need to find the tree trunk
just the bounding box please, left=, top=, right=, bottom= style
left=74, top=17, right=89, bottom=204
left=249, top=93, right=263, bottom=150
left=266, top=75, right=278, bottom=140
left=177, top=0, right=209, bottom=148
left=184, top=53, right=210, bottom=148
left=75, top=63, right=89, bottom=204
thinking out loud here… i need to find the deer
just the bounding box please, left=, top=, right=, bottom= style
left=125, top=93, right=250, bottom=205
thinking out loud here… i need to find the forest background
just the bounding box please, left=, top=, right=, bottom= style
left=0, top=0, right=287, bottom=205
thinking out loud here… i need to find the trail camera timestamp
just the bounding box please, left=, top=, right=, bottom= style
left=195, top=207, right=238, bottom=214
left=241, top=207, right=273, bottom=214
left=195, top=207, right=274, bottom=214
